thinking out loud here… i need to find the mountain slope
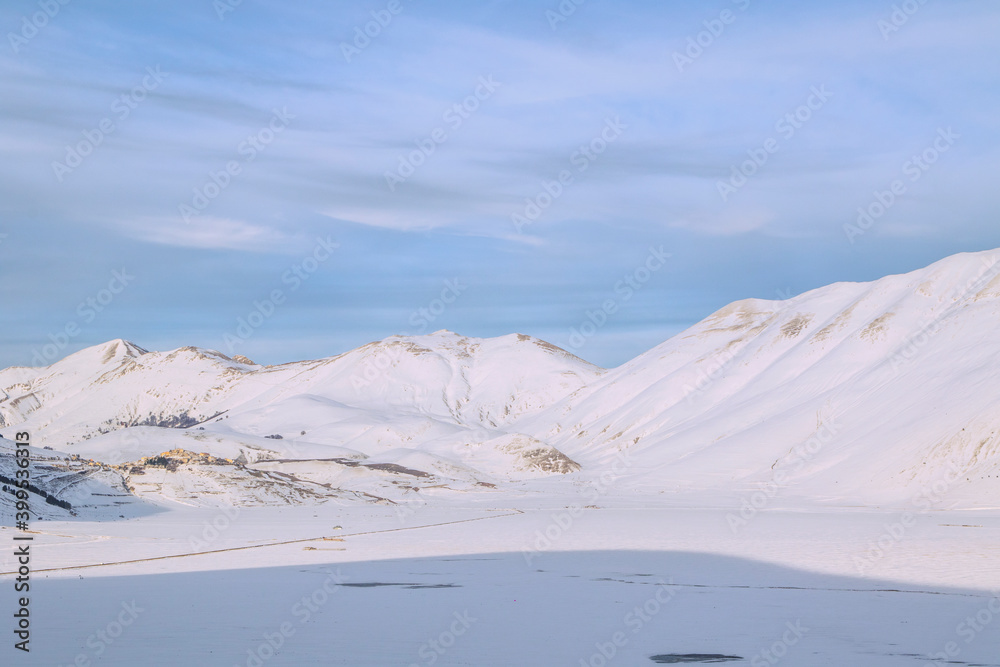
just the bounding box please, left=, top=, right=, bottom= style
left=528, top=249, right=1000, bottom=505
left=0, top=331, right=600, bottom=510
left=0, top=331, right=601, bottom=445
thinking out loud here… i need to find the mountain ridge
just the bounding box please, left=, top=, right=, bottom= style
left=3, top=248, right=999, bottom=515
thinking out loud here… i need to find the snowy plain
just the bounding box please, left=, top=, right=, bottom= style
left=3, top=504, right=1000, bottom=666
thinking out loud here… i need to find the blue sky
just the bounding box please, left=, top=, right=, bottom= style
left=2, top=0, right=998, bottom=369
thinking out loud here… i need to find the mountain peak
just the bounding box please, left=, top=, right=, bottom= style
left=105, top=339, right=148, bottom=357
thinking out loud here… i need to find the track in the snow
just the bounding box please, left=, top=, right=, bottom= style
left=0, top=509, right=524, bottom=575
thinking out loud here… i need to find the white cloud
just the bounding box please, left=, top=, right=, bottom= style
left=121, top=216, right=297, bottom=252
left=668, top=208, right=775, bottom=236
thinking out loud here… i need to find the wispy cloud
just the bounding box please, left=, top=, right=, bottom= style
left=1, top=0, right=998, bottom=368
left=119, top=217, right=297, bottom=252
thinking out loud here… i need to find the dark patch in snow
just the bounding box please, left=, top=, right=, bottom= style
left=339, top=582, right=460, bottom=589
left=361, top=463, right=432, bottom=478
left=135, top=412, right=200, bottom=428
left=650, top=655, right=743, bottom=664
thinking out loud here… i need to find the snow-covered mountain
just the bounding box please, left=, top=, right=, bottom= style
left=3, top=248, right=1000, bottom=516
left=529, top=248, right=1000, bottom=507
left=0, top=331, right=601, bottom=515
left=0, top=332, right=600, bottom=443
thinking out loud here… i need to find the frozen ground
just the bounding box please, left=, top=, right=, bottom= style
left=3, top=502, right=1000, bottom=666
